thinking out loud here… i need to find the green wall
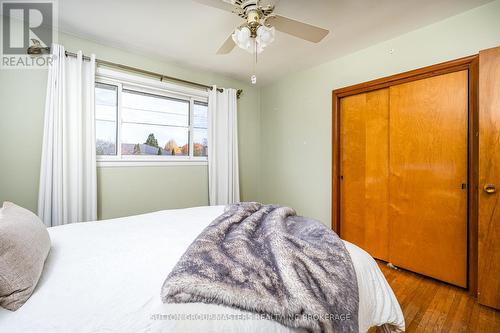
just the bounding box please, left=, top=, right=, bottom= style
left=2, top=1, right=500, bottom=222
left=259, top=0, right=500, bottom=226
left=0, top=32, right=260, bottom=219
left=0, top=69, right=47, bottom=211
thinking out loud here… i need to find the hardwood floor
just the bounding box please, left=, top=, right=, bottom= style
left=370, top=261, right=500, bottom=332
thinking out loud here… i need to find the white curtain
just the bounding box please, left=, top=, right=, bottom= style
left=208, top=86, right=240, bottom=205
left=38, top=44, right=97, bottom=227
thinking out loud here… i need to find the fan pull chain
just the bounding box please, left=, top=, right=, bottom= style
left=251, top=42, right=257, bottom=85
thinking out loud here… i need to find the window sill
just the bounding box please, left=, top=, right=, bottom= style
left=97, top=159, right=208, bottom=168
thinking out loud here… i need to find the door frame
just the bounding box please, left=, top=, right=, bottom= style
left=331, top=55, right=479, bottom=293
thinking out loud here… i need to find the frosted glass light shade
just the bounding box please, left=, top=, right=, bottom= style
left=256, top=25, right=275, bottom=48
left=232, top=27, right=252, bottom=51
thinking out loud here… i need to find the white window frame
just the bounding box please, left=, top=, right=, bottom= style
left=95, top=67, right=209, bottom=167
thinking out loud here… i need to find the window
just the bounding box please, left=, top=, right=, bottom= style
left=94, top=72, right=209, bottom=166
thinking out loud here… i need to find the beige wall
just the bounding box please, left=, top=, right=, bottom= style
left=259, top=0, right=500, bottom=226
left=0, top=32, right=260, bottom=219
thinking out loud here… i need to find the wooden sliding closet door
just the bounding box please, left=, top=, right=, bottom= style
left=478, top=46, right=500, bottom=309
left=388, top=70, right=468, bottom=287
left=340, top=89, right=390, bottom=261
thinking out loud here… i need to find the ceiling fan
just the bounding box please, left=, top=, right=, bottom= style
left=194, top=0, right=329, bottom=55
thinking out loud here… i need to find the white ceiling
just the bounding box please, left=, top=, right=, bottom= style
left=58, top=0, right=493, bottom=85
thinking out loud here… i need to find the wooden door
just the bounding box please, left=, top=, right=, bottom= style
left=478, top=46, right=500, bottom=309
left=388, top=70, right=469, bottom=287
left=340, top=89, right=390, bottom=261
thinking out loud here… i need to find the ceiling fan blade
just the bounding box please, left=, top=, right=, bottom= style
left=265, top=15, right=329, bottom=43
left=193, top=0, right=239, bottom=13
left=216, top=33, right=236, bottom=54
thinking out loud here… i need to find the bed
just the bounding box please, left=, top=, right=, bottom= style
left=0, top=205, right=404, bottom=333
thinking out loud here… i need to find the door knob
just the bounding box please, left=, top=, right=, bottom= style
left=483, top=184, right=497, bottom=194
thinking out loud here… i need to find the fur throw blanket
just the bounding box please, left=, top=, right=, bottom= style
left=161, top=202, right=359, bottom=333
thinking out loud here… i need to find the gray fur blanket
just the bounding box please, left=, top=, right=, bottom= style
left=161, top=202, right=359, bottom=333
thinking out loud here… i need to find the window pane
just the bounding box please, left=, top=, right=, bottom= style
left=95, top=83, right=117, bottom=155
left=193, top=102, right=208, bottom=157
left=121, top=123, right=189, bottom=156
left=122, top=90, right=189, bottom=127
left=193, top=128, right=208, bottom=157
left=193, top=102, right=208, bottom=128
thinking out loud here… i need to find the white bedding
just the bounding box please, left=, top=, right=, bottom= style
left=0, top=206, right=404, bottom=333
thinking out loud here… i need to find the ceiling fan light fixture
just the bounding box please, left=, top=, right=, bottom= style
left=231, top=24, right=274, bottom=54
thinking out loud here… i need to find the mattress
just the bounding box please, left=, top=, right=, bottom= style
left=0, top=205, right=404, bottom=332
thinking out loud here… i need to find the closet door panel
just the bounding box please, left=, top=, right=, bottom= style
left=478, top=46, right=500, bottom=309
left=340, top=89, right=389, bottom=260
left=388, top=70, right=468, bottom=287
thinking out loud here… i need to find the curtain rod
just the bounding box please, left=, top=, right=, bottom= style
left=64, top=51, right=243, bottom=99
left=25, top=40, right=243, bottom=99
